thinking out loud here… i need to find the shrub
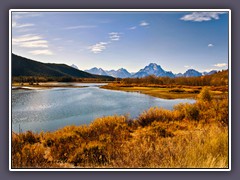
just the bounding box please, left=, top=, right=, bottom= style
left=197, top=87, right=212, bottom=102
left=137, top=107, right=173, bottom=127
left=21, top=131, right=39, bottom=145
left=16, top=143, right=47, bottom=168
left=89, top=115, right=131, bottom=141
left=68, top=141, right=108, bottom=166
left=184, top=104, right=200, bottom=121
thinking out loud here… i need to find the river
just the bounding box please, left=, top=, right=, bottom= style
left=12, top=83, right=195, bottom=132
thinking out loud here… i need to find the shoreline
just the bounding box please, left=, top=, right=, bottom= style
left=100, top=84, right=199, bottom=99
left=11, top=82, right=90, bottom=90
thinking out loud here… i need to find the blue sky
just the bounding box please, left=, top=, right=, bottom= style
left=11, top=10, right=229, bottom=73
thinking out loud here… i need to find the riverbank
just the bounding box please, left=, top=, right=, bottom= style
left=101, top=83, right=227, bottom=99
left=12, top=82, right=88, bottom=90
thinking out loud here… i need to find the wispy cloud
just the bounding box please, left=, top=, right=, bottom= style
left=140, top=21, right=150, bottom=27
left=12, top=18, right=35, bottom=29
left=13, top=34, right=42, bottom=43
left=13, top=34, right=53, bottom=55
left=29, top=49, right=53, bottom=55
left=208, top=43, right=214, bottom=47
left=88, top=42, right=108, bottom=54
left=14, top=23, right=35, bottom=28
left=109, top=32, right=121, bottom=41
left=180, top=12, right=226, bottom=22
left=64, top=25, right=96, bottom=30
left=129, top=26, right=137, bottom=30
left=12, top=12, right=42, bottom=19
left=13, top=34, right=48, bottom=48
left=184, top=65, right=189, bottom=68
left=214, top=63, right=227, bottom=68
left=88, top=32, right=121, bottom=54
left=19, top=40, right=49, bottom=48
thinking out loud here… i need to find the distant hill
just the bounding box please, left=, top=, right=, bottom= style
left=183, top=69, right=202, bottom=77
left=202, top=70, right=218, bottom=76
left=12, top=54, right=114, bottom=80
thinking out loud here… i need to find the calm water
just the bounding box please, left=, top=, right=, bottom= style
left=12, top=83, right=195, bottom=132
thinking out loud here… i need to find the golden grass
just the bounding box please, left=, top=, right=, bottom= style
left=101, top=84, right=226, bottom=100
left=11, top=91, right=229, bottom=168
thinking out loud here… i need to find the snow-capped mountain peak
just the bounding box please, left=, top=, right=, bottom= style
left=71, top=64, right=79, bottom=69
left=84, top=67, right=108, bottom=76
left=132, top=63, right=174, bottom=78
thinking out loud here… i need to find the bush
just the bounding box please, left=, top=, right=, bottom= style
left=68, top=141, right=108, bottom=166
left=13, top=143, right=47, bottom=168
left=197, top=87, right=212, bottom=102
left=184, top=104, right=200, bottom=121
left=137, top=107, right=173, bottom=127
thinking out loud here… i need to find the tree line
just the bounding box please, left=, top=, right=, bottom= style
left=121, top=70, right=228, bottom=86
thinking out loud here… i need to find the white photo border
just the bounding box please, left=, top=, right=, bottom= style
left=9, top=9, right=231, bottom=171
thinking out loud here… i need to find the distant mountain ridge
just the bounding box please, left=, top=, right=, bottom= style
left=85, top=63, right=217, bottom=78
left=13, top=54, right=219, bottom=79
left=12, top=54, right=114, bottom=80
left=183, top=69, right=202, bottom=77
left=85, top=67, right=132, bottom=78
left=106, top=68, right=132, bottom=78
left=85, top=67, right=108, bottom=76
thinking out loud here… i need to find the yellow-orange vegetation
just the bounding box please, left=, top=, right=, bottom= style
left=11, top=88, right=229, bottom=168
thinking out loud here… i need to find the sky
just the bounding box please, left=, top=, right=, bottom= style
left=11, top=10, right=229, bottom=74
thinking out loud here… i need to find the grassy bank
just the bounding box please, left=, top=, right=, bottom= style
left=101, top=83, right=227, bottom=99
left=11, top=88, right=229, bottom=168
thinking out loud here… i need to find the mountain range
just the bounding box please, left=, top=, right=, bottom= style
left=12, top=54, right=114, bottom=80
left=84, top=63, right=218, bottom=78
left=12, top=53, right=219, bottom=79
left=85, top=67, right=131, bottom=78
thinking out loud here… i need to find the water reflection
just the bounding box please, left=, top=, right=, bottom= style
left=12, top=84, right=195, bottom=132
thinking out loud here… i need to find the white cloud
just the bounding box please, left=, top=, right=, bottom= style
left=140, top=21, right=149, bottom=26
left=180, top=12, right=226, bottom=22
left=29, top=49, right=53, bottom=55
left=214, top=63, right=227, bottom=68
left=129, top=26, right=137, bottom=30
left=208, top=43, right=214, bottom=47
left=13, top=34, right=53, bottom=55
left=109, top=32, right=121, bottom=41
left=20, top=40, right=48, bottom=48
left=14, top=23, right=35, bottom=28
left=64, top=25, right=96, bottom=30
left=88, top=42, right=108, bottom=53
left=12, top=34, right=48, bottom=48
left=184, top=65, right=189, bottom=68
left=12, top=12, right=42, bottom=19
left=12, top=34, right=42, bottom=44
